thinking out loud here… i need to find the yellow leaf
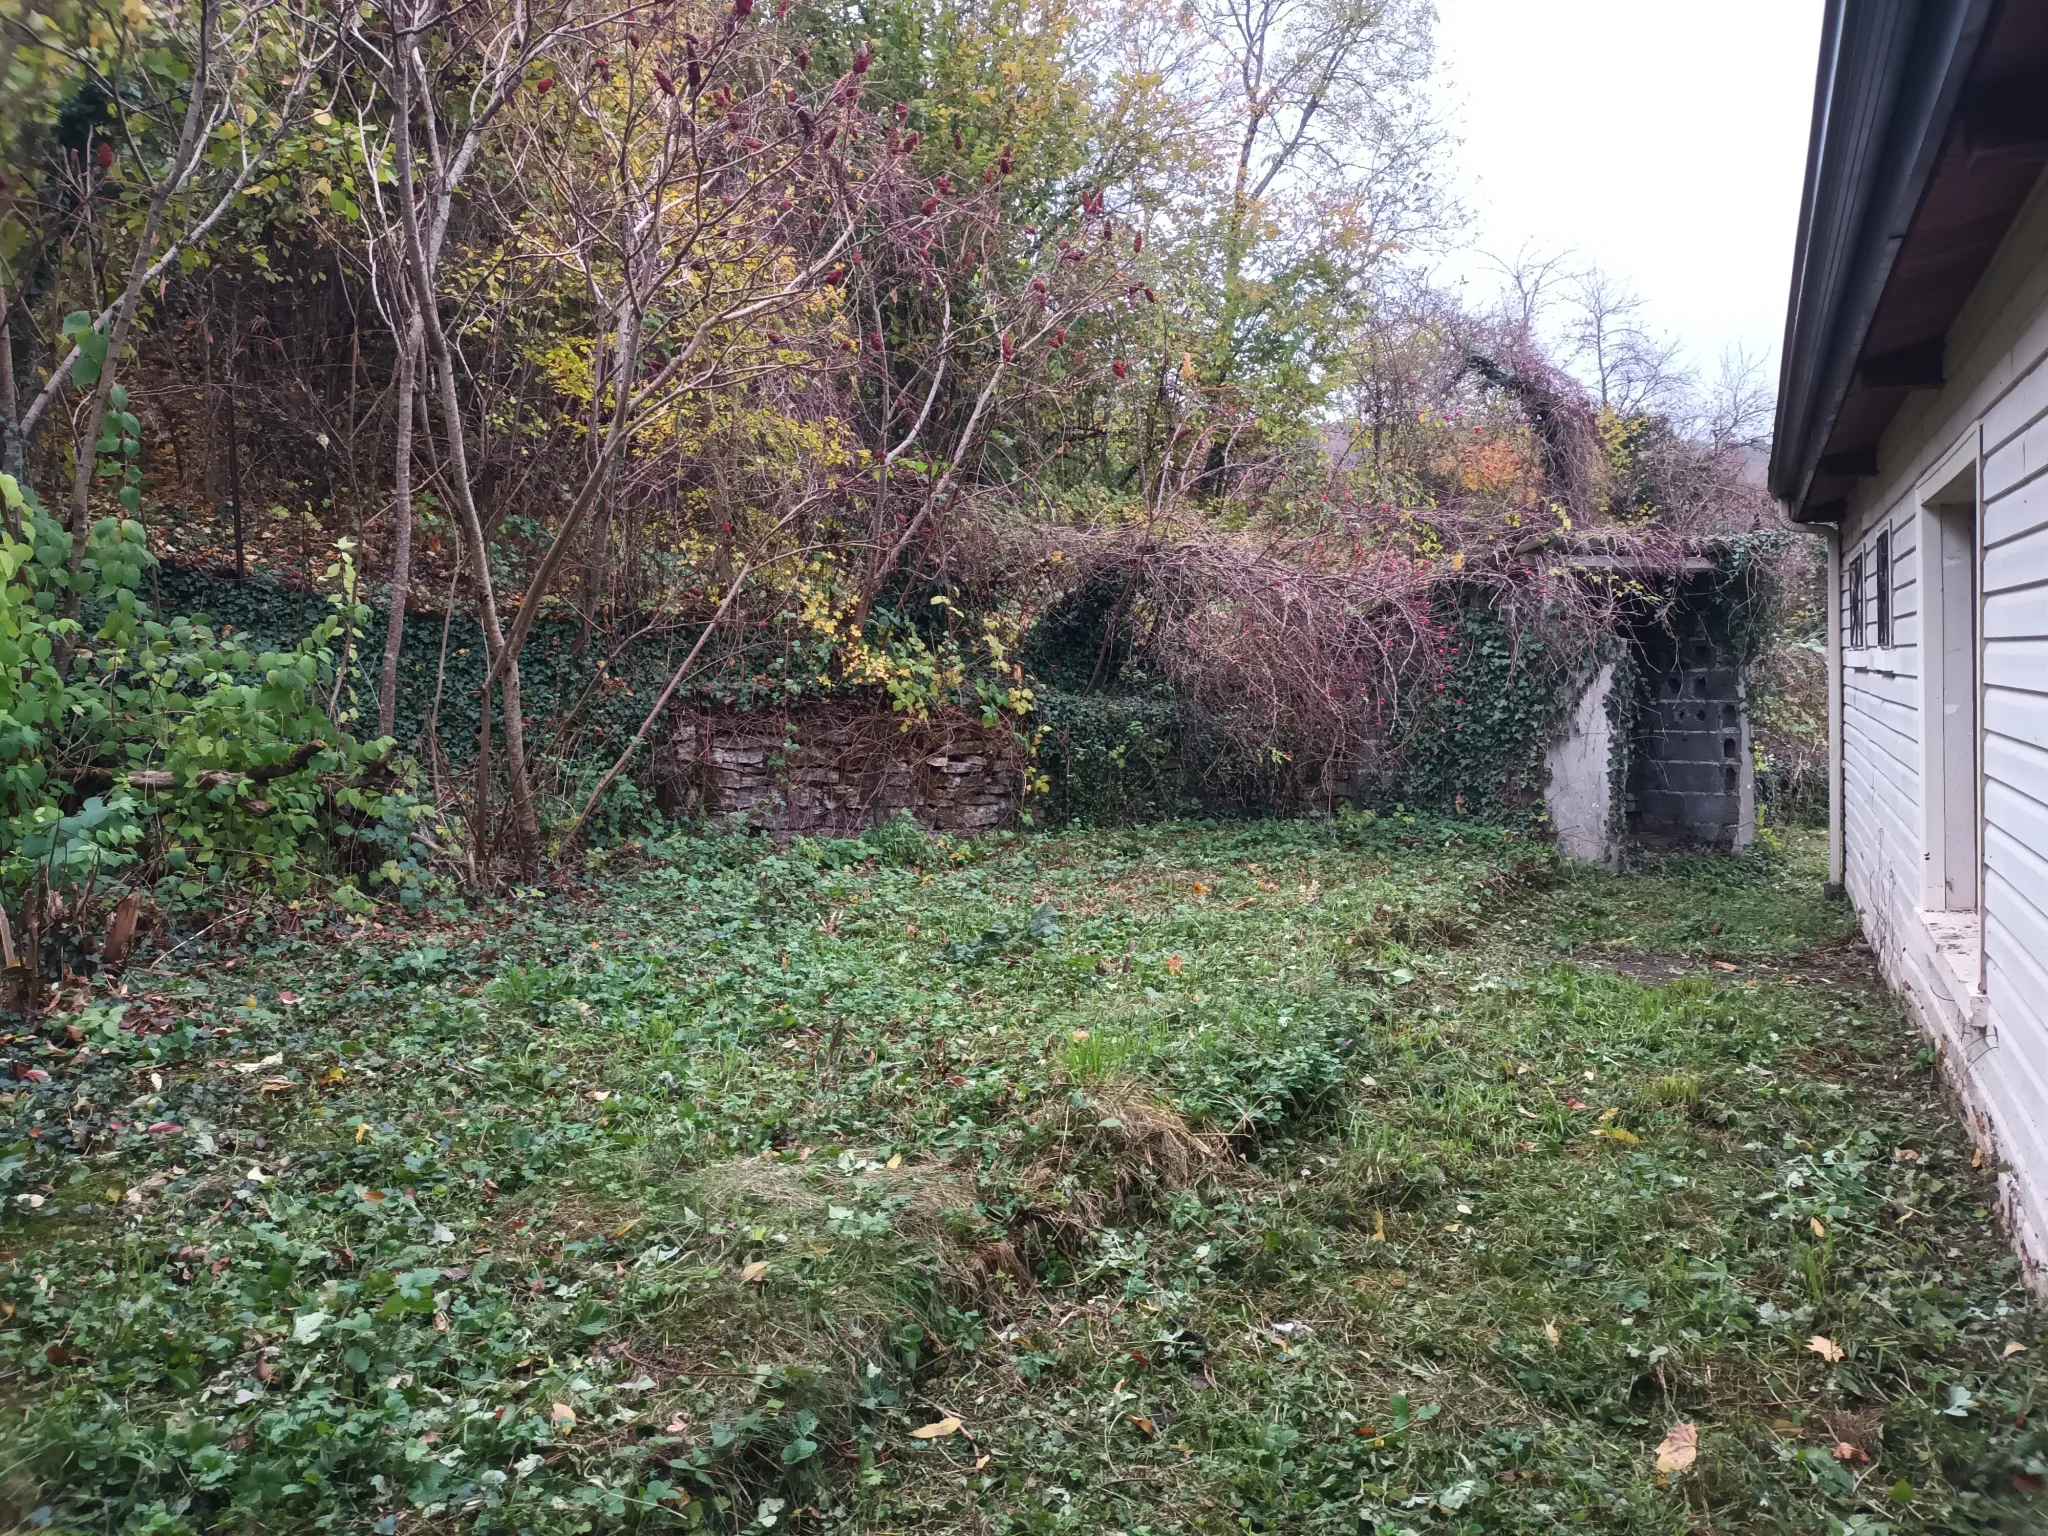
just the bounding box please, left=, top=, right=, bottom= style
left=1128, top=1414, right=1155, bottom=1437
left=1166, top=955, right=1183, bottom=975
left=354, top=1123, right=369, bottom=1144
left=610, top=1217, right=643, bottom=1240
left=1808, top=1335, right=1845, bottom=1363
left=1974, top=1146, right=1986, bottom=1169
left=551, top=1402, right=576, bottom=1431
left=740, top=1261, right=769, bottom=1284
left=1592, top=1126, right=1639, bottom=1144
left=1370, top=1210, right=1386, bottom=1242
left=909, top=1417, right=962, bottom=1440
left=1810, top=1217, right=1827, bottom=1238
left=2004, top=1340, right=2029, bottom=1359
left=1597, top=1107, right=1620, bottom=1123
left=1831, top=1439, right=1868, bottom=1463
left=1545, top=1320, right=1561, bottom=1349
left=886, top=1153, right=903, bottom=1169
left=1654, top=1421, right=1698, bottom=1475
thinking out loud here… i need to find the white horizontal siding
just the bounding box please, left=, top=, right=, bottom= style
left=1834, top=164, right=2048, bottom=1291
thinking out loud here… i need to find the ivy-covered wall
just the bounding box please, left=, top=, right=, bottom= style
left=1386, top=607, right=1583, bottom=823
left=152, top=568, right=718, bottom=787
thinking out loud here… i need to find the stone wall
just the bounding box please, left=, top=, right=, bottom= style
left=652, top=705, right=1025, bottom=835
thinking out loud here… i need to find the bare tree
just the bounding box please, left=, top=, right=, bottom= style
left=1563, top=264, right=1678, bottom=416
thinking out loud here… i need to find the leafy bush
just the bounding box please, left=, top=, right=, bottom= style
left=0, top=471, right=443, bottom=920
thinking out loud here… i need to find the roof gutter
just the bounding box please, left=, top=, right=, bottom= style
left=1769, top=0, right=1997, bottom=521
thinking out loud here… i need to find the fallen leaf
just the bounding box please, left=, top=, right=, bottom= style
left=1544, top=1320, right=1561, bottom=1349
left=2004, top=1341, right=2029, bottom=1359
left=909, top=1417, right=962, bottom=1440
left=1597, top=1107, right=1620, bottom=1123
left=1128, top=1414, right=1155, bottom=1437
left=610, top=1217, right=643, bottom=1240
left=1810, top=1217, right=1827, bottom=1239
left=233, top=1053, right=285, bottom=1075
left=1712, top=961, right=1738, bottom=971
left=1370, top=1210, right=1386, bottom=1242
left=740, top=1261, right=768, bottom=1284
left=1654, top=1421, right=1698, bottom=1474
left=551, top=1403, right=576, bottom=1432
left=1833, top=1440, right=1869, bottom=1463
left=1592, top=1126, right=1639, bottom=1144
left=974, top=1454, right=990, bottom=1470
left=1070, top=1030, right=1090, bottom=1042
left=354, top=1123, right=369, bottom=1144
left=319, top=1066, right=344, bottom=1085
left=1166, top=955, right=1182, bottom=975
left=1895, top=1147, right=1919, bottom=1161
left=886, top=1153, right=903, bottom=1169
left=277, top=991, right=301, bottom=1005
left=258, top=1077, right=293, bottom=1093
left=1974, top=1147, right=1986, bottom=1170
left=1809, top=1335, right=1845, bottom=1363
left=1567, top=1098, right=1589, bottom=1111
left=2015, top=1472, right=2046, bottom=1495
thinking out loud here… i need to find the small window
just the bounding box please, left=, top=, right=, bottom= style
left=1848, top=550, right=1866, bottom=649
left=1875, top=529, right=1892, bottom=647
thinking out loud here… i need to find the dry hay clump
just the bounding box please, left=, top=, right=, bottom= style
left=688, top=1151, right=1032, bottom=1307
left=1016, top=1080, right=1233, bottom=1235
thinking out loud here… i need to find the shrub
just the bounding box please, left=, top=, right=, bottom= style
left=0, top=471, right=445, bottom=928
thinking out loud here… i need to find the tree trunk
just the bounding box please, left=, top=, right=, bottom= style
left=0, top=269, right=20, bottom=516
left=223, top=329, right=246, bottom=580
left=64, top=0, right=219, bottom=615
left=388, top=15, right=540, bottom=871
left=377, top=330, right=418, bottom=737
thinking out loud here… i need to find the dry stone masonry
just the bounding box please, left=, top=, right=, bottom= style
left=653, top=705, right=1024, bottom=835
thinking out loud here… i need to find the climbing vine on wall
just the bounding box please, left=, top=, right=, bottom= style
left=1388, top=606, right=1588, bottom=823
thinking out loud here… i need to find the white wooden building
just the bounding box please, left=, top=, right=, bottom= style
left=1772, top=2, right=2048, bottom=1287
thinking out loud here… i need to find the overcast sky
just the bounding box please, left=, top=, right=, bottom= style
left=1430, top=0, right=1825, bottom=386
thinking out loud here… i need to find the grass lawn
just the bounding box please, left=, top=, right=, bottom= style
left=5, top=817, right=2046, bottom=1534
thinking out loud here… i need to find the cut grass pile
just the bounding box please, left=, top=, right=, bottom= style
left=3, top=816, right=2045, bottom=1534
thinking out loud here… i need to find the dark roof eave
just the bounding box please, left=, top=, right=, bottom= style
left=1769, top=0, right=2000, bottom=523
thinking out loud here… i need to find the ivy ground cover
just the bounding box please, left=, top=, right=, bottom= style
left=3, top=820, right=2044, bottom=1534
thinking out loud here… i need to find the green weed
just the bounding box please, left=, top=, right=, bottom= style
left=1, top=824, right=2041, bottom=1534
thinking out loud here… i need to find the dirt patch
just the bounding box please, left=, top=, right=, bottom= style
left=1577, top=951, right=1708, bottom=984
left=1776, top=936, right=1885, bottom=992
